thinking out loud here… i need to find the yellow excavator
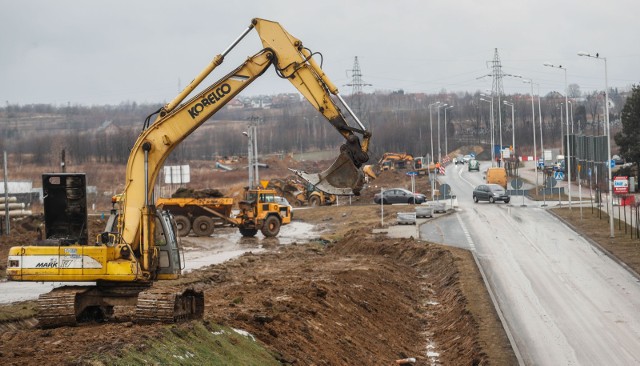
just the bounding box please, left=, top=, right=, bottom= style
left=5, top=18, right=370, bottom=328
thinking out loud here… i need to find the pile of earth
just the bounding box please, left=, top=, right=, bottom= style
left=0, top=206, right=516, bottom=365
left=171, top=188, right=225, bottom=198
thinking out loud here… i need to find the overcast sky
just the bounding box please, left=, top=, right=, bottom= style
left=1, top=0, right=639, bottom=106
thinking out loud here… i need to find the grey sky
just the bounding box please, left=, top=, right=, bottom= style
left=1, top=0, right=639, bottom=106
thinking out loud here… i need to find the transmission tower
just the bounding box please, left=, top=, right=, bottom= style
left=345, top=56, right=371, bottom=118
left=489, top=48, right=505, bottom=152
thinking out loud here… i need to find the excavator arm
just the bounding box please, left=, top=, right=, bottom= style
left=121, top=18, right=370, bottom=252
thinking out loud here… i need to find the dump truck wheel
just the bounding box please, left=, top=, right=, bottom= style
left=261, top=215, right=281, bottom=237
left=174, top=216, right=191, bottom=237
left=239, top=228, right=258, bottom=237
left=192, top=216, right=214, bottom=237
left=309, top=196, right=321, bottom=207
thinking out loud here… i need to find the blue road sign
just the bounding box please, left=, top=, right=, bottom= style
left=470, top=153, right=476, bottom=158
left=554, top=171, right=565, bottom=181
left=406, top=171, right=418, bottom=176
left=610, top=159, right=616, bottom=168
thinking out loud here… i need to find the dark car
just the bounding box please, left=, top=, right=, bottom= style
left=473, top=184, right=510, bottom=204
left=373, top=188, right=426, bottom=205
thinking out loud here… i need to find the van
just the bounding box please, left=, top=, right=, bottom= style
left=486, top=167, right=508, bottom=189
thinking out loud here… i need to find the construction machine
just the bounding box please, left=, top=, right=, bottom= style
left=157, top=187, right=291, bottom=238
left=5, top=18, right=370, bottom=328
left=268, top=177, right=335, bottom=207
left=234, top=187, right=291, bottom=237
left=379, top=153, right=414, bottom=171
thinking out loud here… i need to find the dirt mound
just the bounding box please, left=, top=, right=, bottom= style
left=171, top=188, right=225, bottom=198
left=197, top=228, right=487, bottom=365
left=0, top=211, right=515, bottom=365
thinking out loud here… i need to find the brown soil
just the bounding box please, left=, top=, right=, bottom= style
left=0, top=159, right=517, bottom=365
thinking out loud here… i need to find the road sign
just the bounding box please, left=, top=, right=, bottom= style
left=510, top=178, right=524, bottom=189
left=614, top=176, right=629, bottom=194
left=440, top=183, right=451, bottom=197
left=554, top=171, right=564, bottom=181
left=470, top=153, right=475, bottom=158
left=610, top=159, right=616, bottom=168
left=406, top=171, right=418, bottom=176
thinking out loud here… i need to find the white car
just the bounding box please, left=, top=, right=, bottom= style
left=463, top=155, right=472, bottom=163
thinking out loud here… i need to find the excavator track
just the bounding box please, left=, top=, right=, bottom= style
left=37, top=286, right=93, bottom=328
left=135, top=286, right=204, bottom=324
left=36, top=284, right=204, bottom=328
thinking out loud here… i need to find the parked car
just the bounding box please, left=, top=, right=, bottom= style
left=274, top=196, right=294, bottom=219
left=373, top=188, right=426, bottom=205
left=473, top=184, right=510, bottom=204
left=468, top=159, right=480, bottom=171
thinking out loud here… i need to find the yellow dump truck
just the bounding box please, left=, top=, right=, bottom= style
left=156, top=196, right=234, bottom=237
left=157, top=187, right=291, bottom=238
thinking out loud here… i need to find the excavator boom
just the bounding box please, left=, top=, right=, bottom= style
left=122, top=17, right=370, bottom=250
left=6, top=18, right=369, bottom=328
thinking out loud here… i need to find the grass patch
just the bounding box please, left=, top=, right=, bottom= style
left=90, top=321, right=280, bottom=366
left=0, top=301, right=38, bottom=321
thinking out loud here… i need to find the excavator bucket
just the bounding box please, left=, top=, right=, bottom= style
left=290, top=151, right=364, bottom=196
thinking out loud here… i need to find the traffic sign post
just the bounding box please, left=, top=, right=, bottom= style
left=554, top=171, right=565, bottom=181
left=614, top=176, right=629, bottom=195
left=406, top=171, right=418, bottom=194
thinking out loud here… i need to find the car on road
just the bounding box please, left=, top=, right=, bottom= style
left=468, top=159, right=480, bottom=171
left=473, top=184, right=510, bottom=204
left=463, top=155, right=473, bottom=163
left=373, top=188, right=426, bottom=205
left=454, top=155, right=464, bottom=164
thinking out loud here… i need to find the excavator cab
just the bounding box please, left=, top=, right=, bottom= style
left=154, top=211, right=183, bottom=278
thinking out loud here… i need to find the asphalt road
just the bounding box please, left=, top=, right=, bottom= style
left=423, top=162, right=640, bottom=365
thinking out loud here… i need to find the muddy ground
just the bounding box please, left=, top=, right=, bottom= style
left=0, top=208, right=515, bottom=365
left=0, top=156, right=519, bottom=365
left=2, top=152, right=638, bottom=365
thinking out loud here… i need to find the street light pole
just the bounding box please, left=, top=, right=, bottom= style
left=437, top=103, right=448, bottom=163
left=544, top=63, right=572, bottom=208
left=504, top=101, right=515, bottom=157
left=242, top=130, right=253, bottom=188
left=523, top=80, right=538, bottom=189
left=428, top=102, right=440, bottom=164
left=444, top=105, right=454, bottom=156
left=578, top=51, right=614, bottom=238
left=568, top=100, right=574, bottom=133
left=480, top=96, right=495, bottom=166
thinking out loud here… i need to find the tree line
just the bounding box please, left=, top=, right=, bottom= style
left=0, top=87, right=631, bottom=168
